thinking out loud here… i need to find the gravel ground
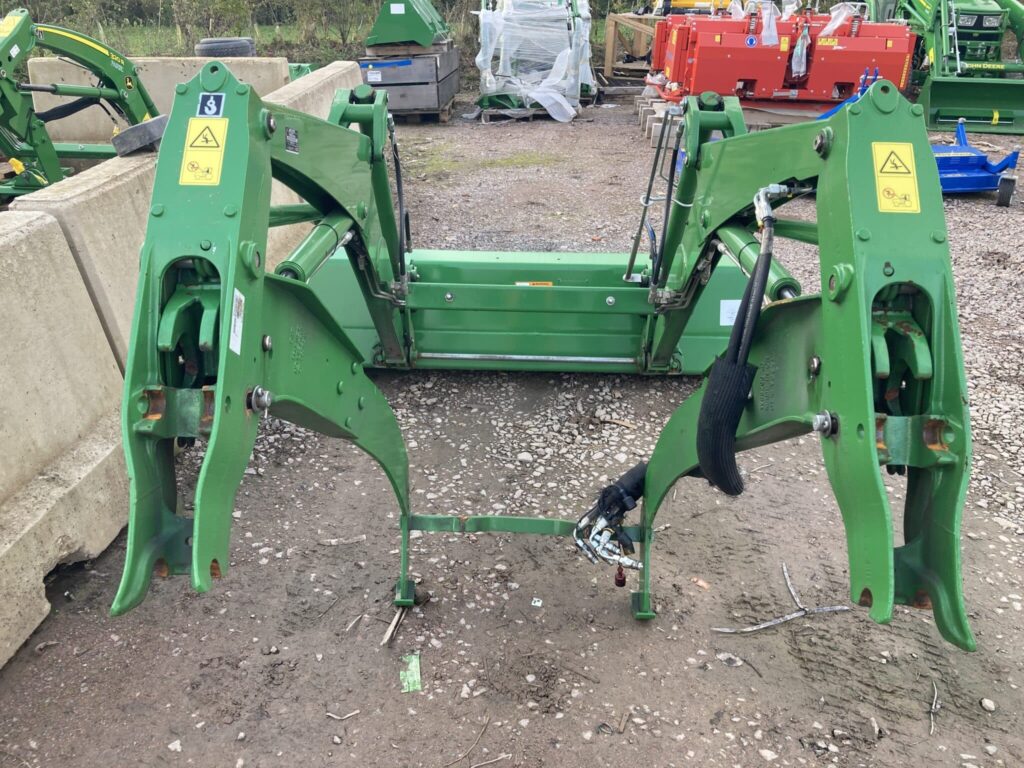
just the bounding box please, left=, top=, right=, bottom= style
left=0, top=95, right=1021, bottom=768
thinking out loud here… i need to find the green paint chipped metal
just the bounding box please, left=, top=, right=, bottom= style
left=400, top=654, right=422, bottom=693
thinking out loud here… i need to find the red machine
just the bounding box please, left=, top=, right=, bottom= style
left=649, top=8, right=914, bottom=110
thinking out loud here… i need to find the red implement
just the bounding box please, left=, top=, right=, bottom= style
left=649, top=10, right=914, bottom=112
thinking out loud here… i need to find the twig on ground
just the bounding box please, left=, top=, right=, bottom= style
left=600, top=417, right=637, bottom=429
left=443, top=716, right=491, bottom=767
left=617, top=709, right=631, bottom=733
left=929, top=681, right=941, bottom=736
left=469, top=754, right=511, bottom=768
left=559, top=662, right=600, bottom=684
left=326, top=709, right=360, bottom=721
left=782, top=562, right=805, bottom=610
left=381, top=607, right=407, bottom=646
left=712, top=562, right=850, bottom=635
left=345, top=613, right=364, bottom=632
left=316, top=595, right=341, bottom=620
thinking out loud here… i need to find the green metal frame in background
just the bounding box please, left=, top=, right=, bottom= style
left=112, top=62, right=974, bottom=652
left=0, top=8, right=157, bottom=197
left=872, top=0, right=1024, bottom=132
left=365, top=0, right=451, bottom=48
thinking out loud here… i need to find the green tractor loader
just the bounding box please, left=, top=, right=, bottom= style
left=0, top=8, right=158, bottom=197
left=873, top=0, right=1024, bottom=132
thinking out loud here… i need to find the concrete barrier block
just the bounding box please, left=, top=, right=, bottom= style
left=28, top=57, right=292, bottom=144
left=0, top=211, right=123, bottom=502
left=649, top=121, right=662, bottom=145
left=12, top=155, right=156, bottom=371
left=0, top=414, right=125, bottom=669
left=264, top=60, right=361, bottom=113
left=0, top=211, right=126, bottom=667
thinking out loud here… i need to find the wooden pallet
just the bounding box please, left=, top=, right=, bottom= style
left=480, top=107, right=550, bottom=124
left=479, top=97, right=594, bottom=124
left=393, top=102, right=454, bottom=124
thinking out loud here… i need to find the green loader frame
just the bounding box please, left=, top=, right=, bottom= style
left=0, top=8, right=157, bottom=197
left=110, top=62, right=975, bottom=654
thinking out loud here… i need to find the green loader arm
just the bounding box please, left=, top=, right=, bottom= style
left=111, top=63, right=408, bottom=615
left=639, top=84, right=973, bottom=650
left=0, top=8, right=157, bottom=196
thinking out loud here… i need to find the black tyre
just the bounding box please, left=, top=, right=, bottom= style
left=194, top=37, right=256, bottom=57
left=996, top=176, right=1015, bottom=208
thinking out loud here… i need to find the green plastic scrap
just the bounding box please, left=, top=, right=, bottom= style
left=400, top=653, right=422, bottom=693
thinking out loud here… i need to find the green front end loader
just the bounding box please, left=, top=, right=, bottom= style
left=109, top=62, right=977, bottom=657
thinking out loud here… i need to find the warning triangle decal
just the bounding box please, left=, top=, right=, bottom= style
left=190, top=126, right=221, bottom=149
left=878, top=150, right=911, bottom=175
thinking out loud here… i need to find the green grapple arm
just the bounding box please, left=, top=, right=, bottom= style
left=0, top=8, right=157, bottom=195
left=113, top=64, right=973, bottom=651
left=111, top=64, right=408, bottom=614
left=642, top=84, right=973, bottom=649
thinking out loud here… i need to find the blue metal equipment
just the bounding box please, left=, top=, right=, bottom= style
left=816, top=68, right=1018, bottom=207
left=933, top=119, right=1018, bottom=206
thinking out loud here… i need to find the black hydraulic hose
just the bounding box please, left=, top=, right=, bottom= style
left=693, top=215, right=775, bottom=497
left=36, top=96, right=101, bottom=123
left=721, top=263, right=757, bottom=364
left=389, top=123, right=410, bottom=277
left=736, top=218, right=775, bottom=365
left=644, top=219, right=658, bottom=266
left=626, top=116, right=672, bottom=281
left=652, top=124, right=685, bottom=287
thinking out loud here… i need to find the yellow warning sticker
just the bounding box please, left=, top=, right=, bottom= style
left=872, top=142, right=920, bottom=214
left=817, top=37, right=839, bottom=47
left=179, top=117, right=228, bottom=186
left=0, top=13, right=20, bottom=38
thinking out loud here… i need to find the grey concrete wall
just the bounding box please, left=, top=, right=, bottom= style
left=0, top=211, right=125, bottom=668
left=12, top=155, right=155, bottom=371
left=1, top=60, right=362, bottom=669
left=28, top=57, right=292, bottom=144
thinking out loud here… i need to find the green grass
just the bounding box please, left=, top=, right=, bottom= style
left=403, top=140, right=563, bottom=178
left=58, top=22, right=367, bottom=66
